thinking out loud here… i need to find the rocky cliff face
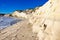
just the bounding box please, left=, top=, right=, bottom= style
left=30, top=0, right=60, bottom=40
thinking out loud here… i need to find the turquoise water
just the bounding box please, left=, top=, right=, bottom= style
left=0, top=16, right=21, bottom=29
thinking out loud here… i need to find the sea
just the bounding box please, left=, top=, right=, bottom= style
left=0, top=16, right=21, bottom=29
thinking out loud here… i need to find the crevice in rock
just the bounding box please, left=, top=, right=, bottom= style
left=44, top=24, right=47, bottom=30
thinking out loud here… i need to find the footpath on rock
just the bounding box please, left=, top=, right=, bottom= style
left=0, top=18, right=38, bottom=40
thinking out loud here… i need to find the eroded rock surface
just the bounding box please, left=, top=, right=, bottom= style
left=0, top=20, right=38, bottom=40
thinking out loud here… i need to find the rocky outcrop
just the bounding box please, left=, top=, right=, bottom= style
left=10, top=9, right=34, bottom=19
left=29, top=0, right=60, bottom=40
left=11, top=11, right=28, bottom=18
left=0, top=14, right=5, bottom=16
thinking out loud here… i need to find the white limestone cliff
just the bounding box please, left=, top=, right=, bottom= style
left=2, top=0, right=60, bottom=40
left=12, top=11, right=27, bottom=18
left=30, top=0, right=60, bottom=40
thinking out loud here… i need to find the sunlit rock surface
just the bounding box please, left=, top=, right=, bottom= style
left=29, top=0, right=60, bottom=40
left=0, top=20, right=38, bottom=40
left=12, top=11, right=28, bottom=18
